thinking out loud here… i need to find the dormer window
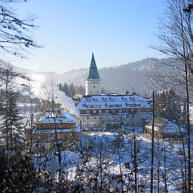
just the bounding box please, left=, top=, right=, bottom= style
left=130, top=97, right=135, bottom=101
left=122, top=97, right=127, bottom=101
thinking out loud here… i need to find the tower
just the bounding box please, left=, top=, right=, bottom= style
left=86, top=53, right=101, bottom=95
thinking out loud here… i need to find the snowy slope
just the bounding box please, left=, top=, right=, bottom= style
left=1, top=57, right=180, bottom=96
left=0, top=61, right=78, bottom=116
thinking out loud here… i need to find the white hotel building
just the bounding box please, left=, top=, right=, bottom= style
left=76, top=54, right=152, bottom=129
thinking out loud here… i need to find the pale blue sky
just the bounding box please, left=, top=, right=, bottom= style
left=11, top=0, right=165, bottom=72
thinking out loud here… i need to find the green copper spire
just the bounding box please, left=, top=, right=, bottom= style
left=87, top=53, right=101, bottom=80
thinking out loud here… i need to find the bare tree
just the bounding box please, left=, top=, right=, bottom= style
left=0, top=0, right=38, bottom=58
left=153, top=0, right=192, bottom=191
left=133, top=131, right=138, bottom=193
left=150, top=91, right=155, bottom=193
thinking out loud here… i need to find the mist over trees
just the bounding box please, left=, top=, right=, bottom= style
left=39, top=57, right=185, bottom=96
left=58, top=82, right=85, bottom=97
left=0, top=1, right=41, bottom=192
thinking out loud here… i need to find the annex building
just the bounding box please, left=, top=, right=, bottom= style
left=25, top=110, right=80, bottom=150
left=76, top=54, right=152, bottom=129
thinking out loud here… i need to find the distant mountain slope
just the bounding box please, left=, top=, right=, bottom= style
left=0, top=57, right=181, bottom=96
left=61, top=57, right=180, bottom=95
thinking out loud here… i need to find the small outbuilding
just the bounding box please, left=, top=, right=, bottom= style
left=25, top=110, right=80, bottom=151
left=145, top=118, right=186, bottom=139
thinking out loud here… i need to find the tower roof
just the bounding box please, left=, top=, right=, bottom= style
left=87, top=53, right=101, bottom=81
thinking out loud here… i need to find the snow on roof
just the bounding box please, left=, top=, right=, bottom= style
left=145, top=118, right=186, bottom=134
left=76, top=94, right=152, bottom=110
left=39, top=117, right=75, bottom=124
left=163, top=121, right=186, bottom=134
left=39, top=110, right=76, bottom=124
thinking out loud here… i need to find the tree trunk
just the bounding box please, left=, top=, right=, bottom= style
left=134, top=132, right=138, bottom=193
left=151, top=91, right=155, bottom=193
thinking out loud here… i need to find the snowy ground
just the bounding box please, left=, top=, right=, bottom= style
left=82, top=131, right=185, bottom=192
left=31, top=128, right=192, bottom=192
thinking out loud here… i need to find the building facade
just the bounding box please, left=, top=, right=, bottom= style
left=25, top=110, right=80, bottom=150
left=77, top=94, right=152, bottom=129
left=77, top=54, right=152, bottom=130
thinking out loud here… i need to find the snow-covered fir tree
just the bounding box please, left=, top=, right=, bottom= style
left=0, top=67, right=25, bottom=153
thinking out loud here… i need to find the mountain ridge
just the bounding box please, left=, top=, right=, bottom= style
left=0, top=57, right=177, bottom=96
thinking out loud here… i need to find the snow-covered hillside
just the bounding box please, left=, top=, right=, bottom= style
left=1, top=57, right=181, bottom=96
left=33, top=131, right=186, bottom=192
left=0, top=61, right=78, bottom=116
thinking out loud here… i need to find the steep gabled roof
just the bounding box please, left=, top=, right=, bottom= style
left=87, top=53, right=101, bottom=81
left=39, top=109, right=76, bottom=124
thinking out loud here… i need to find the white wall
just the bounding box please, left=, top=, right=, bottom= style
left=86, top=80, right=101, bottom=95
left=80, top=112, right=152, bottom=129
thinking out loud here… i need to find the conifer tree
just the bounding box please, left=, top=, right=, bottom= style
left=64, top=82, right=70, bottom=96
left=69, top=83, right=75, bottom=97
left=0, top=67, right=25, bottom=153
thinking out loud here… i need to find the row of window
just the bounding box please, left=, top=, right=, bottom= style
left=84, top=108, right=148, bottom=114
left=85, top=97, right=138, bottom=102
left=89, top=81, right=100, bottom=84
left=85, top=114, right=149, bottom=120
left=84, top=119, right=142, bottom=128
